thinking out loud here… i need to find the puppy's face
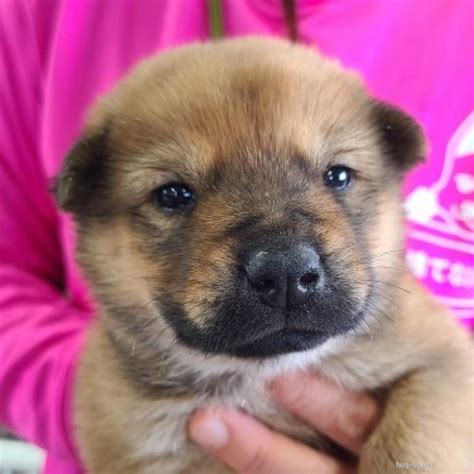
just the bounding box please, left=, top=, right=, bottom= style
left=57, top=39, right=424, bottom=362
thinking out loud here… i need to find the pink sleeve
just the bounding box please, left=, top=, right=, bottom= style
left=0, top=1, right=89, bottom=469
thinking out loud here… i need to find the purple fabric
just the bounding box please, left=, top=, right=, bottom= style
left=0, top=1, right=472, bottom=472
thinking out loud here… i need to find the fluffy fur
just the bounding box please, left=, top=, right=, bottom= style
left=56, top=38, right=473, bottom=473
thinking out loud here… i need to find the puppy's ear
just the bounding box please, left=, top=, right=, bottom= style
left=371, top=101, right=426, bottom=172
left=54, top=130, right=109, bottom=216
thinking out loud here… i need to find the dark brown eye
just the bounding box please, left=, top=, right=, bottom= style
left=153, top=183, right=195, bottom=211
left=324, top=166, right=352, bottom=192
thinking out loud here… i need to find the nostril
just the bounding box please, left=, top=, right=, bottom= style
left=299, top=271, right=319, bottom=288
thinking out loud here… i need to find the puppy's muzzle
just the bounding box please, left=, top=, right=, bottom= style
left=243, top=243, right=323, bottom=310
left=164, top=233, right=363, bottom=358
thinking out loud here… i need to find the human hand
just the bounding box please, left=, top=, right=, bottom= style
left=188, top=372, right=380, bottom=473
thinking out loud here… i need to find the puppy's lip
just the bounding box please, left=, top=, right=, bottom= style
left=222, top=322, right=315, bottom=347
left=229, top=328, right=328, bottom=358
left=238, top=328, right=325, bottom=345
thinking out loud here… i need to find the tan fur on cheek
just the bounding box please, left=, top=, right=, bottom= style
left=368, top=190, right=405, bottom=283
left=181, top=242, right=235, bottom=328
left=79, top=220, right=155, bottom=310
left=314, top=208, right=370, bottom=300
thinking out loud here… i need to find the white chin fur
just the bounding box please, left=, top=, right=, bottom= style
left=164, top=331, right=352, bottom=382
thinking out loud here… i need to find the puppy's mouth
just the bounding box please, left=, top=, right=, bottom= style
left=161, top=283, right=366, bottom=359
left=229, top=328, right=328, bottom=358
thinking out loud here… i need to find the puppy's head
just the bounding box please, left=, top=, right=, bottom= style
left=56, top=38, right=425, bottom=364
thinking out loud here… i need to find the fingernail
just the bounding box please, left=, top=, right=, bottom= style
left=189, top=413, right=230, bottom=450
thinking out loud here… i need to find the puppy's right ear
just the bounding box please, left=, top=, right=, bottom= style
left=371, top=101, right=426, bottom=173
left=54, top=130, right=109, bottom=216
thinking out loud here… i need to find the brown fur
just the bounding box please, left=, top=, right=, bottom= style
left=56, top=38, right=473, bottom=473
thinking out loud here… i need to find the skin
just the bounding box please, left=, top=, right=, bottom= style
left=188, top=372, right=380, bottom=473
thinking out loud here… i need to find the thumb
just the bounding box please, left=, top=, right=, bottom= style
left=188, top=407, right=354, bottom=474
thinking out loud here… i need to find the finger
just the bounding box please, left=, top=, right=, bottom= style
left=188, top=407, right=355, bottom=474
left=271, top=372, right=380, bottom=455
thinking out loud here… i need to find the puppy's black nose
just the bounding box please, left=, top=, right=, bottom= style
left=244, top=244, right=322, bottom=309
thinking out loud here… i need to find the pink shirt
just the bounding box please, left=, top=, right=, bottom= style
left=1, top=1, right=472, bottom=472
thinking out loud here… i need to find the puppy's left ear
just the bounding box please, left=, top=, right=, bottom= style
left=54, top=129, right=109, bottom=216
left=371, top=101, right=426, bottom=172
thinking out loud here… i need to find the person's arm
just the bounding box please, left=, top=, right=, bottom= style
left=0, top=1, right=91, bottom=466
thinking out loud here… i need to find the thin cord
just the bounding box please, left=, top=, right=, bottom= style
left=208, top=0, right=299, bottom=42
left=208, top=0, right=224, bottom=39
left=281, top=0, right=299, bottom=42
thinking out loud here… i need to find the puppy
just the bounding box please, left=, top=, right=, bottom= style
left=56, top=38, right=473, bottom=473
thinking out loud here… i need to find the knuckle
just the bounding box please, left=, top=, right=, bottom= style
left=280, top=378, right=312, bottom=410
left=337, top=393, right=379, bottom=442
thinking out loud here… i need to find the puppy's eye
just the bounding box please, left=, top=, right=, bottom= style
left=324, top=166, right=352, bottom=192
left=153, top=182, right=195, bottom=211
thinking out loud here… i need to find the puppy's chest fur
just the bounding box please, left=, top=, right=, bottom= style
left=129, top=372, right=322, bottom=473
left=79, top=324, right=344, bottom=473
